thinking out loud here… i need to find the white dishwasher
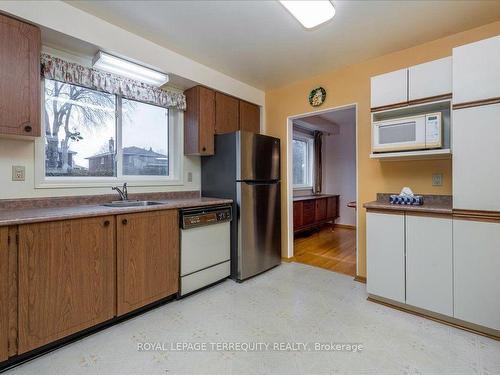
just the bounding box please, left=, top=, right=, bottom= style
left=179, top=205, right=232, bottom=296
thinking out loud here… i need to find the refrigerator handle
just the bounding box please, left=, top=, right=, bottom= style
left=239, top=180, right=280, bottom=185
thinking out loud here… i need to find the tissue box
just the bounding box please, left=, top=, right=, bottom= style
left=389, top=195, right=424, bottom=205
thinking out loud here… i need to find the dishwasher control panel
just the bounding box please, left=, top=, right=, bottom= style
left=181, top=206, right=232, bottom=229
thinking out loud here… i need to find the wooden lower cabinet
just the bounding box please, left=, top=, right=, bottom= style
left=117, top=210, right=179, bottom=316
left=293, top=201, right=303, bottom=228
left=302, top=200, right=316, bottom=226
left=315, top=198, right=327, bottom=221
left=0, top=227, right=9, bottom=361
left=293, top=196, right=339, bottom=233
left=18, top=217, right=116, bottom=354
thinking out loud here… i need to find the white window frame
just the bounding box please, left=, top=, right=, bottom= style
left=35, top=80, right=183, bottom=189
left=292, top=133, right=314, bottom=190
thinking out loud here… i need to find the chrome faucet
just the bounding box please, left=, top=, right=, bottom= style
left=112, top=183, right=129, bottom=201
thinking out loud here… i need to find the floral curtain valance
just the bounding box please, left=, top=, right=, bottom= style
left=40, top=53, right=186, bottom=110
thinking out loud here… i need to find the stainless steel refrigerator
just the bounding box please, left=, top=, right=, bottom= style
left=201, top=131, right=281, bottom=281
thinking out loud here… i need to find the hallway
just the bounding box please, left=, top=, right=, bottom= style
left=293, top=226, right=356, bottom=277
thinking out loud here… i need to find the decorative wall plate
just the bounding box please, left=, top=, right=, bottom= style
left=308, top=87, right=326, bottom=107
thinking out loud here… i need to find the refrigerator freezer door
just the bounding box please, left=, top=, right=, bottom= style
left=237, top=181, right=281, bottom=280
left=238, top=132, right=280, bottom=181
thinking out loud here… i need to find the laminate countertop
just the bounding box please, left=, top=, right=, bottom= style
left=0, top=197, right=233, bottom=227
left=363, top=194, right=452, bottom=215
left=293, top=194, right=339, bottom=202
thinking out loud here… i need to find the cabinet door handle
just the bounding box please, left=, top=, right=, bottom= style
left=24, top=124, right=32, bottom=133
left=122, top=219, right=128, bottom=225
left=103, top=220, right=110, bottom=227
left=202, top=146, right=206, bottom=152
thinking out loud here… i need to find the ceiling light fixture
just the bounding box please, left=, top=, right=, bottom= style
left=92, top=51, right=169, bottom=87
left=279, top=0, right=335, bottom=29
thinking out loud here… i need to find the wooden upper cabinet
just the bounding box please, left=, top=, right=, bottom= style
left=184, top=86, right=215, bottom=155
left=215, top=92, right=239, bottom=134
left=0, top=14, right=41, bottom=137
left=239, top=100, right=260, bottom=133
left=117, top=210, right=179, bottom=316
left=18, top=217, right=116, bottom=354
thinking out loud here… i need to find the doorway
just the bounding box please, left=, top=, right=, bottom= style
left=286, top=104, right=358, bottom=277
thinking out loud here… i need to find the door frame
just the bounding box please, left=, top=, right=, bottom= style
left=286, top=103, right=359, bottom=275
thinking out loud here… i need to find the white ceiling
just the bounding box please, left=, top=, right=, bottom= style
left=65, top=0, right=500, bottom=90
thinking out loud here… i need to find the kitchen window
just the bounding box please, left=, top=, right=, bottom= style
left=37, top=79, right=181, bottom=187
left=292, top=133, right=314, bottom=189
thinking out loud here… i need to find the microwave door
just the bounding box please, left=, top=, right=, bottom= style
left=373, top=119, right=425, bottom=152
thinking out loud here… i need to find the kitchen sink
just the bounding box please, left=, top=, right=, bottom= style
left=102, top=200, right=164, bottom=208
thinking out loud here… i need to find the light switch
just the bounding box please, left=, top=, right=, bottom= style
left=432, top=173, right=443, bottom=186
left=187, top=172, right=193, bottom=183
left=12, top=165, right=26, bottom=181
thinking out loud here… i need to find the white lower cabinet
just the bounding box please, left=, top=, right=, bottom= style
left=453, top=219, right=500, bottom=331
left=405, top=214, right=453, bottom=316
left=366, top=211, right=405, bottom=303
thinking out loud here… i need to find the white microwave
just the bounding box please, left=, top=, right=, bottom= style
left=372, top=112, right=442, bottom=153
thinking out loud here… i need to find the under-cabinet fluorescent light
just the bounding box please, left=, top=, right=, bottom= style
left=279, top=0, right=335, bottom=29
left=92, top=51, right=169, bottom=87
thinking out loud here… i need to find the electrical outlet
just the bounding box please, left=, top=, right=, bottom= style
left=187, top=172, right=193, bottom=183
left=12, top=165, right=25, bottom=181
left=432, top=173, right=443, bottom=186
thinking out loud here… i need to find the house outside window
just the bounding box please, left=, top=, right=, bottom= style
left=38, top=79, right=180, bottom=187
left=293, top=133, right=314, bottom=189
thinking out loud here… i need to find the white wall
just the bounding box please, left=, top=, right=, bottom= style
left=0, top=137, right=201, bottom=199
left=322, top=123, right=356, bottom=226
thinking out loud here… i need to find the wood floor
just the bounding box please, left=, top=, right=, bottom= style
left=293, top=225, right=356, bottom=277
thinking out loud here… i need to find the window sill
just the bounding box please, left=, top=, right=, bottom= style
left=293, top=186, right=313, bottom=191
left=35, top=177, right=184, bottom=189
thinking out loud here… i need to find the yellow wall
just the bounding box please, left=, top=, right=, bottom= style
left=265, top=20, right=500, bottom=277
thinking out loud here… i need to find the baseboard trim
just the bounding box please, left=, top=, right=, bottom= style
left=281, top=256, right=295, bottom=263
left=335, top=224, right=356, bottom=230
left=367, top=295, right=500, bottom=341
left=353, top=275, right=366, bottom=284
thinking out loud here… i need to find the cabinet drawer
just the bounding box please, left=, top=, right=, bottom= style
left=302, top=200, right=316, bottom=225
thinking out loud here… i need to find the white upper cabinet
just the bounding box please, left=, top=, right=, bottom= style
left=371, top=69, right=407, bottom=109
left=366, top=211, right=406, bottom=303
left=405, top=214, right=453, bottom=316
left=453, top=35, right=500, bottom=105
left=454, top=219, right=500, bottom=331
left=408, top=57, right=452, bottom=101
left=453, top=103, right=500, bottom=211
